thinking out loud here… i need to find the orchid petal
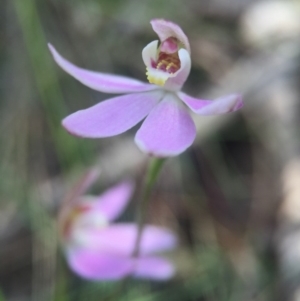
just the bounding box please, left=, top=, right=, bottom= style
left=142, top=40, right=159, bottom=67
left=62, top=91, right=163, bottom=138
left=164, top=49, right=191, bottom=91
left=93, top=181, right=134, bottom=221
left=178, top=92, right=244, bottom=115
left=48, top=44, right=157, bottom=93
left=135, top=93, right=196, bottom=157
left=78, top=224, right=177, bottom=255
left=150, top=19, right=191, bottom=53
left=67, top=249, right=132, bottom=280
left=66, top=169, right=100, bottom=204
left=133, top=257, right=175, bottom=280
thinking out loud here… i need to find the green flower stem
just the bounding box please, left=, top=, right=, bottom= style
left=133, top=157, right=166, bottom=257
left=99, top=158, right=165, bottom=301
left=101, top=158, right=166, bottom=301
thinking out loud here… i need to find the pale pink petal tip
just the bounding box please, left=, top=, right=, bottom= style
left=150, top=19, right=191, bottom=53
left=79, top=169, right=101, bottom=194
left=83, top=224, right=177, bottom=256
left=67, top=249, right=132, bottom=280
left=63, top=169, right=100, bottom=205
left=178, top=92, right=244, bottom=115
left=67, top=249, right=175, bottom=281
left=62, top=91, right=162, bottom=138
left=135, top=94, right=196, bottom=157
left=93, top=180, right=134, bottom=221
left=140, top=226, right=178, bottom=254
left=48, top=43, right=156, bottom=94
left=133, top=257, right=175, bottom=280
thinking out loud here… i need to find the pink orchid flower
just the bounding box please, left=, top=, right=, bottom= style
left=49, top=19, right=243, bottom=157
left=60, top=171, right=177, bottom=281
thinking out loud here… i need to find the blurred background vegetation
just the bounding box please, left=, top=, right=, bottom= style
left=2, top=0, right=300, bottom=300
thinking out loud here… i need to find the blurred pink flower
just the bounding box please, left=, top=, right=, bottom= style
left=49, top=19, right=243, bottom=157
left=60, top=171, right=177, bottom=281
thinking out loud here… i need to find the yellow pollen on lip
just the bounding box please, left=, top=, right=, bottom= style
left=146, top=68, right=167, bottom=86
